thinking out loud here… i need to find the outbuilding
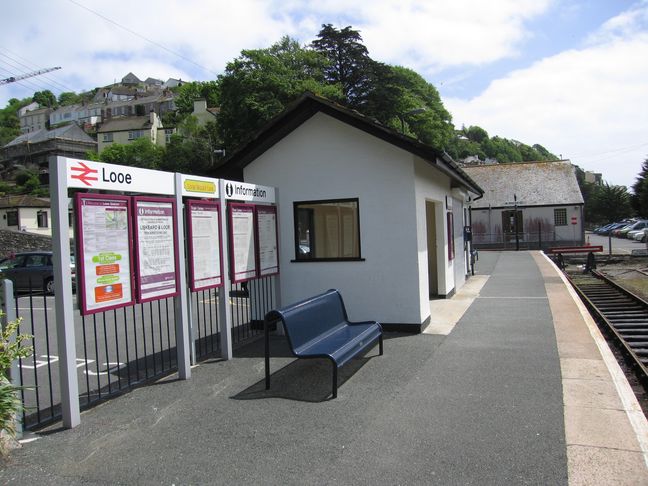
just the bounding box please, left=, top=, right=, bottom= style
left=217, top=94, right=483, bottom=332
left=462, top=161, right=585, bottom=249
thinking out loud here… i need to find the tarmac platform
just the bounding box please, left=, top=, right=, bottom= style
left=1, top=251, right=647, bottom=485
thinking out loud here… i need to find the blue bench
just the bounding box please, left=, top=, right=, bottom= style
left=264, top=289, right=383, bottom=398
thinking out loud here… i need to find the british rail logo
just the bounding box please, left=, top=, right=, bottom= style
left=70, top=162, right=133, bottom=187
left=70, top=162, right=98, bottom=186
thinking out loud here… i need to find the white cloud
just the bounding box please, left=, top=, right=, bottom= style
left=446, top=5, right=648, bottom=189
left=2, top=0, right=552, bottom=106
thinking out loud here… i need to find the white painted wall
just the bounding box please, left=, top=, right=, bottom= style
left=244, top=113, right=425, bottom=325
left=471, top=205, right=584, bottom=245
left=0, top=208, right=74, bottom=237
left=243, top=112, right=472, bottom=327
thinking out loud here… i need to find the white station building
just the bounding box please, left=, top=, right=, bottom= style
left=218, top=94, right=483, bottom=332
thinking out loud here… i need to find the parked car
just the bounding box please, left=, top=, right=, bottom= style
left=612, top=223, right=634, bottom=237
left=623, top=220, right=648, bottom=238
left=598, top=222, right=627, bottom=236
left=632, top=228, right=648, bottom=243
left=0, top=251, right=75, bottom=294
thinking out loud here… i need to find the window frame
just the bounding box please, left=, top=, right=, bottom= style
left=6, top=210, right=18, bottom=227
left=554, top=208, right=567, bottom=226
left=37, top=210, right=48, bottom=228
left=292, top=197, right=364, bottom=262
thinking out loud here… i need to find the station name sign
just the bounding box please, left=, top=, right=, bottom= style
left=65, top=157, right=175, bottom=195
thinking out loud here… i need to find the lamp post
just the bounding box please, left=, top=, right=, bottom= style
left=398, top=108, right=426, bottom=134
left=514, top=193, right=520, bottom=251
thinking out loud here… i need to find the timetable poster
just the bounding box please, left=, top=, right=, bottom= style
left=75, top=194, right=134, bottom=315
left=256, top=206, right=279, bottom=276
left=187, top=200, right=223, bottom=291
left=229, top=203, right=257, bottom=283
left=134, top=197, right=179, bottom=302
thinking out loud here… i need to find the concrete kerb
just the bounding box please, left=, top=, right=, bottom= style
left=536, top=252, right=648, bottom=472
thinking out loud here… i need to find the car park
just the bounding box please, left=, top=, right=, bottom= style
left=0, top=251, right=75, bottom=294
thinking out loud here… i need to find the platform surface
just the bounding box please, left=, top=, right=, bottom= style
left=1, top=251, right=646, bottom=485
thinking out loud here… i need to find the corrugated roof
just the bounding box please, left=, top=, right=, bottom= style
left=462, top=161, right=584, bottom=208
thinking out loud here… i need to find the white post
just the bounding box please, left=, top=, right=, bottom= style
left=50, top=156, right=80, bottom=428
left=174, top=174, right=192, bottom=378
left=0, top=279, right=22, bottom=438
left=218, top=180, right=233, bottom=360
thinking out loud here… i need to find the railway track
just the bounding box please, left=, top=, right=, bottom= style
left=568, top=270, right=648, bottom=385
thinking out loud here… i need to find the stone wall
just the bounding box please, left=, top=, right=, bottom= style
left=0, top=229, right=52, bottom=258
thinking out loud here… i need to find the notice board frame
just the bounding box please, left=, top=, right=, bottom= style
left=255, top=205, right=279, bottom=277
left=74, top=193, right=135, bottom=315
left=186, top=199, right=224, bottom=291
left=228, top=202, right=258, bottom=283
left=133, top=196, right=180, bottom=303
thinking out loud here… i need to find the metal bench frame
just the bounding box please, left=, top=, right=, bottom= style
left=264, top=289, right=383, bottom=398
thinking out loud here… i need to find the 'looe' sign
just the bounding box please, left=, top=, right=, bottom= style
left=65, top=157, right=174, bottom=195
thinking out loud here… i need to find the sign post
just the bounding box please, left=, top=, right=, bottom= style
left=50, top=156, right=80, bottom=429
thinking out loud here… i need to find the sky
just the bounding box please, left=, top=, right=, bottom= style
left=2, top=0, right=648, bottom=189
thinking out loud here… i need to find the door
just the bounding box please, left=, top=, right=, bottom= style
left=426, top=201, right=438, bottom=297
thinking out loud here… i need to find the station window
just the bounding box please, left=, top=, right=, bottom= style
left=6, top=211, right=18, bottom=227
left=293, top=198, right=362, bottom=261
left=37, top=210, right=48, bottom=228
left=554, top=208, right=567, bottom=226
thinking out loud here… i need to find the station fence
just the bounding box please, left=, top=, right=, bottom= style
left=8, top=273, right=276, bottom=430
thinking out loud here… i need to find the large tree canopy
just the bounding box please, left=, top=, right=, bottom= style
left=216, top=36, right=341, bottom=151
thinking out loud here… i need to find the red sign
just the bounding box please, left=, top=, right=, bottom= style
left=571, top=216, right=577, bottom=225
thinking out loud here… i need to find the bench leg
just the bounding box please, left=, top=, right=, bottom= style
left=332, top=364, right=338, bottom=399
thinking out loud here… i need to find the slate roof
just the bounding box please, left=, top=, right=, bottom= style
left=97, top=116, right=152, bottom=133
left=462, top=161, right=584, bottom=208
left=4, top=124, right=95, bottom=148
left=0, top=195, right=50, bottom=209
left=217, top=92, right=483, bottom=196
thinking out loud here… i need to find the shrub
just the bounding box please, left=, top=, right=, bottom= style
left=0, top=311, right=32, bottom=455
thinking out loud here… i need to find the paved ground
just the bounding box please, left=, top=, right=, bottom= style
left=587, top=232, right=648, bottom=255
left=1, top=251, right=646, bottom=485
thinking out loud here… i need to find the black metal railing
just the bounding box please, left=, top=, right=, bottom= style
left=191, top=287, right=220, bottom=361
left=230, top=276, right=276, bottom=347
left=13, top=276, right=178, bottom=430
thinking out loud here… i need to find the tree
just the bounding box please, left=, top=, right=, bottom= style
left=173, top=81, right=220, bottom=116
left=631, top=157, right=648, bottom=217
left=216, top=36, right=341, bottom=151
left=160, top=119, right=222, bottom=175
left=589, top=183, right=633, bottom=223
left=0, top=97, right=31, bottom=146
left=94, top=138, right=164, bottom=169
left=32, top=90, right=56, bottom=108
left=58, top=92, right=82, bottom=106
left=311, top=24, right=373, bottom=108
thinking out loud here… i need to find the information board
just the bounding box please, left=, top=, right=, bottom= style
left=75, top=194, right=134, bottom=315
left=133, top=197, right=179, bottom=302
left=186, top=200, right=223, bottom=291
left=229, top=203, right=257, bottom=283
left=256, top=205, right=279, bottom=277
